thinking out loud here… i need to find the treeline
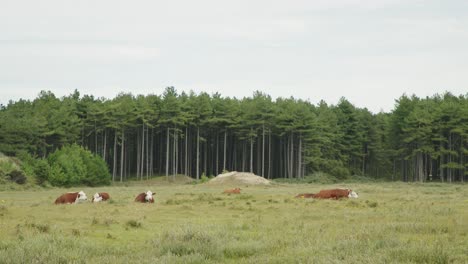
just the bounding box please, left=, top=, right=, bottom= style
left=0, top=88, right=466, bottom=183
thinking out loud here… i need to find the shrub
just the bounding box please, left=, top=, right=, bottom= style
left=16, top=151, right=50, bottom=185
left=47, top=144, right=110, bottom=187
left=33, top=159, right=50, bottom=185
left=0, top=159, right=16, bottom=175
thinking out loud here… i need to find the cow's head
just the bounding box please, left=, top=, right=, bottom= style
left=76, top=191, right=88, bottom=203
left=348, top=189, right=358, bottom=198
left=93, top=193, right=102, bottom=202
left=145, top=190, right=154, bottom=202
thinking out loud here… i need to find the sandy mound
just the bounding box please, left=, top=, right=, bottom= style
left=208, top=171, right=271, bottom=185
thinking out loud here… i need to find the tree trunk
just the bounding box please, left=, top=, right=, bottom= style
left=141, top=123, right=145, bottom=179
left=417, top=152, right=424, bottom=182
left=173, top=128, right=177, bottom=181
left=461, top=134, right=465, bottom=183
left=94, top=121, right=98, bottom=154
left=242, top=142, right=246, bottom=172
left=233, top=139, right=237, bottom=171
left=166, top=127, right=170, bottom=181
left=103, top=129, right=107, bottom=162
left=362, top=152, right=366, bottom=176
left=440, top=140, right=444, bottom=182
left=185, top=127, right=188, bottom=176
left=290, top=132, right=294, bottom=178
left=448, top=132, right=452, bottom=183
left=146, top=126, right=149, bottom=179
left=223, top=130, right=227, bottom=172
left=196, top=127, right=200, bottom=180
left=216, top=132, right=219, bottom=176
left=298, top=133, right=302, bottom=179
left=268, top=130, right=271, bottom=179
left=204, top=140, right=207, bottom=176
left=112, top=130, right=117, bottom=181
left=120, top=129, right=125, bottom=182
left=250, top=128, right=254, bottom=173
left=150, top=128, right=154, bottom=177
left=136, top=128, right=141, bottom=179
left=257, top=136, right=261, bottom=175
left=262, top=125, right=265, bottom=177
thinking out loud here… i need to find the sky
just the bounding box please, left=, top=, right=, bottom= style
left=1, top=0, right=467, bottom=113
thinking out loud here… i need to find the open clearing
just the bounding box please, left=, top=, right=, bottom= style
left=0, top=180, right=467, bottom=263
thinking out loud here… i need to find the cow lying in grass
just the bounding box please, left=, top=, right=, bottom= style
left=135, top=191, right=155, bottom=203
left=55, top=191, right=88, bottom=204
left=92, top=192, right=110, bottom=202
left=295, top=189, right=358, bottom=199
left=223, top=188, right=241, bottom=194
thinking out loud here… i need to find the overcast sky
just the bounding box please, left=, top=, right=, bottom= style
left=1, top=0, right=467, bottom=113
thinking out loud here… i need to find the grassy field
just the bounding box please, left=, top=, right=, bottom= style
left=0, top=178, right=467, bottom=263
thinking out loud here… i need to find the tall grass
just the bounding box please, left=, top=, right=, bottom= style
left=0, top=182, right=466, bottom=263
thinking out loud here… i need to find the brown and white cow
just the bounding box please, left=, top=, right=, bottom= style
left=54, top=191, right=88, bottom=204
left=92, top=192, right=110, bottom=202
left=223, top=188, right=241, bottom=194
left=135, top=191, right=155, bottom=203
left=312, top=188, right=358, bottom=199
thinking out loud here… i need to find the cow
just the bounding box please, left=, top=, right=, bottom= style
left=54, top=191, right=88, bottom=204
left=135, top=191, right=155, bottom=203
left=223, top=188, right=241, bottom=194
left=92, top=192, right=110, bottom=202
left=312, top=188, right=358, bottom=199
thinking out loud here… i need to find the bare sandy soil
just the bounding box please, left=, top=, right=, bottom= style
left=208, top=171, right=271, bottom=186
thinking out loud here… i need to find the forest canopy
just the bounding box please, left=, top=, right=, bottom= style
left=0, top=88, right=466, bottom=184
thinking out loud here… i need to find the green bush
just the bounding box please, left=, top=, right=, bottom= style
left=17, top=151, right=50, bottom=185
left=33, top=159, right=50, bottom=185
left=200, top=173, right=210, bottom=183
left=47, top=144, right=110, bottom=187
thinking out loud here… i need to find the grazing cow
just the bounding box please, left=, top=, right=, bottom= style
left=223, top=188, right=241, bottom=194
left=92, top=192, right=110, bottom=202
left=312, top=188, right=358, bottom=199
left=54, top=191, right=88, bottom=204
left=135, top=191, right=155, bottom=203
left=295, top=193, right=315, bottom=198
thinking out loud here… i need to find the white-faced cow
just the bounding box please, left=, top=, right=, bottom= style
left=92, top=192, right=110, bottom=202
left=135, top=191, right=155, bottom=203
left=312, top=188, right=358, bottom=199
left=54, top=191, right=88, bottom=204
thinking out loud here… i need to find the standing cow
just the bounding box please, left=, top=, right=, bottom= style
left=92, top=192, right=110, bottom=202
left=55, top=191, right=88, bottom=204
left=135, top=191, right=155, bottom=203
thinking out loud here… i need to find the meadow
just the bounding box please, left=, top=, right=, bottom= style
left=0, top=178, right=467, bottom=263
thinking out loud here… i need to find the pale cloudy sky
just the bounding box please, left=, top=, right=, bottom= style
left=1, top=0, right=467, bottom=112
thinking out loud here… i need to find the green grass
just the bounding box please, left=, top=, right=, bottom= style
left=0, top=181, right=467, bottom=263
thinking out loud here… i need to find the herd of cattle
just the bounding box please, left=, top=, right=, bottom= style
left=54, top=188, right=358, bottom=204
left=54, top=190, right=155, bottom=204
